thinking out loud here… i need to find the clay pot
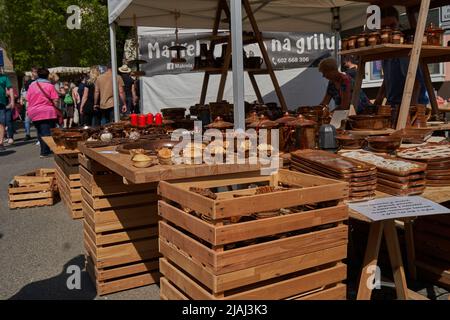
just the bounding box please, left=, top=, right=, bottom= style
left=336, top=133, right=367, bottom=150
left=392, top=30, right=404, bottom=44
left=381, top=27, right=392, bottom=44
left=368, top=32, right=381, bottom=46
left=426, top=23, right=444, bottom=46
left=357, top=33, right=367, bottom=48
left=347, top=115, right=391, bottom=130
left=365, top=136, right=403, bottom=153
left=347, top=36, right=358, bottom=49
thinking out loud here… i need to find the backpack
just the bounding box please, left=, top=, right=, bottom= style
left=64, top=93, right=74, bottom=105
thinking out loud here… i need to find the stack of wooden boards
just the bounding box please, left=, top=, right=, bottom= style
left=414, top=214, right=450, bottom=290
left=290, top=150, right=377, bottom=202
left=158, top=169, right=349, bottom=300
left=55, top=154, right=82, bottom=219
left=397, top=144, right=450, bottom=187
left=8, top=169, right=57, bottom=209
left=340, top=151, right=427, bottom=196
left=79, top=154, right=160, bottom=296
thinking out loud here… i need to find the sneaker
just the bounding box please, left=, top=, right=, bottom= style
left=24, top=135, right=32, bottom=141
left=40, top=154, right=53, bottom=159
left=7, top=139, right=14, bottom=145
left=36, top=141, right=40, bottom=146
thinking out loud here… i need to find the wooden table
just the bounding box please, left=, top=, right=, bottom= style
left=350, top=187, right=450, bottom=300
left=78, top=143, right=265, bottom=184
left=42, top=136, right=80, bottom=155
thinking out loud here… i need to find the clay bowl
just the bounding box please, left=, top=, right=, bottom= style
left=161, top=108, right=187, bottom=120
left=365, top=135, right=403, bottom=153
left=51, top=128, right=64, bottom=147
left=348, top=115, right=391, bottom=131
left=63, top=132, right=85, bottom=150
left=391, top=128, right=433, bottom=144
left=336, top=133, right=366, bottom=150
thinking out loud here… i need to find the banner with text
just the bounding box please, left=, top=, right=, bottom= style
left=139, top=32, right=337, bottom=76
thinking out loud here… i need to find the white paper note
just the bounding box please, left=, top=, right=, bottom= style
left=330, top=110, right=349, bottom=129
left=349, top=196, right=450, bottom=221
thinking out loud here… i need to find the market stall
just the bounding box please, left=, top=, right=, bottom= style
left=32, top=0, right=450, bottom=298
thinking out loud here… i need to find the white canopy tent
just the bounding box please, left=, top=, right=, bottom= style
left=107, top=0, right=371, bottom=127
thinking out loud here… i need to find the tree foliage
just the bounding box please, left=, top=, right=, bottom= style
left=0, top=0, right=128, bottom=74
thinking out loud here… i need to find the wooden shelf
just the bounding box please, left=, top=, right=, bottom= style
left=340, top=44, right=450, bottom=64
left=192, top=67, right=269, bottom=75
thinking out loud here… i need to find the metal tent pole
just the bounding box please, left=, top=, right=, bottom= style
left=109, top=22, right=120, bottom=123
left=230, top=0, right=245, bottom=130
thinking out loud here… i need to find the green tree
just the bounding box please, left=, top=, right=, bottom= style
left=0, top=0, right=128, bottom=74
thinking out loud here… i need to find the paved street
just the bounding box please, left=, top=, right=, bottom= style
left=1, top=129, right=448, bottom=300
left=0, top=129, right=159, bottom=300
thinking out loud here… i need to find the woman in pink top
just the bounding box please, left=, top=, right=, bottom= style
left=26, top=68, right=60, bottom=158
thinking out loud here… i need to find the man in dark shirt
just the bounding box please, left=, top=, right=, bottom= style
left=119, top=65, right=134, bottom=115
left=378, top=6, right=429, bottom=127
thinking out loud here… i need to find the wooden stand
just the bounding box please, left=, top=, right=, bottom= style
left=55, top=154, right=82, bottom=219
left=197, top=0, right=287, bottom=111
left=8, top=169, right=56, bottom=209
left=79, top=154, right=161, bottom=296
left=341, top=0, right=449, bottom=129
left=158, top=170, right=349, bottom=300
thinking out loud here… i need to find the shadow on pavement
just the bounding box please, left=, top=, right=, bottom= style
left=0, top=151, right=16, bottom=157
left=8, top=255, right=97, bottom=300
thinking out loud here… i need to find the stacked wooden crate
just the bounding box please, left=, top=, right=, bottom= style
left=55, top=154, right=82, bottom=219
left=414, top=214, right=450, bottom=290
left=79, top=154, right=160, bottom=296
left=158, top=169, right=349, bottom=300
left=8, top=169, right=57, bottom=209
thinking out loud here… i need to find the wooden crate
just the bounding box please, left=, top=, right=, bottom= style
left=55, top=154, right=82, bottom=219
left=414, top=215, right=450, bottom=290
left=80, top=155, right=162, bottom=296
left=9, top=170, right=56, bottom=209
left=158, top=169, right=349, bottom=300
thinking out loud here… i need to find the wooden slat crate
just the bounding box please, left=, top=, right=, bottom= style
left=55, top=154, right=82, bottom=219
left=9, top=169, right=56, bottom=209
left=80, top=155, right=162, bottom=296
left=158, top=169, right=349, bottom=300
left=414, top=215, right=450, bottom=290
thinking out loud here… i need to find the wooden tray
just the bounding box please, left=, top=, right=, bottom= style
left=377, top=184, right=425, bottom=196
left=340, top=150, right=427, bottom=177
left=291, top=158, right=376, bottom=178
left=377, top=177, right=425, bottom=190
left=397, top=145, right=450, bottom=162
left=290, top=162, right=377, bottom=183
left=377, top=172, right=425, bottom=183
left=291, top=150, right=376, bottom=174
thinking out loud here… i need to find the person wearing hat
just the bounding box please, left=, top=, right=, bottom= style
left=119, top=64, right=135, bottom=115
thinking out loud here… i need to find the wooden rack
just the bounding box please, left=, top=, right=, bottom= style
left=197, top=0, right=288, bottom=111
left=340, top=0, right=448, bottom=130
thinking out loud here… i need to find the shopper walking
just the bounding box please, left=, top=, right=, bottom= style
left=80, top=67, right=100, bottom=127
left=20, top=76, right=33, bottom=140
left=0, top=69, right=15, bottom=151
left=26, top=68, right=61, bottom=158
left=119, top=65, right=134, bottom=115
left=94, top=64, right=127, bottom=125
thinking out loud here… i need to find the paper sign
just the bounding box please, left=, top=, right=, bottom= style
left=349, top=196, right=450, bottom=221
left=99, top=151, right=119, bottom=155
left=330, top=110, right=349, bottom=129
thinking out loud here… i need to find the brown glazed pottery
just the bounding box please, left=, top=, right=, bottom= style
left=426, top=23, right=444, bottom=46
left=206, top=117, right=234, bottom=131
left=347, top=36, right=358, bottom=49
left=336, top=133, right=367, bottom=150
left=380, top=27, right=392, bottom=44
left=348, top=115, right=391, bottom=130
left=368, top=32, right=381, bottom=46
left=161, top=108, right=187, bottom=120
left=365, top=135, right=403, bottom=153
left=63, top=132, right=85, bottom=150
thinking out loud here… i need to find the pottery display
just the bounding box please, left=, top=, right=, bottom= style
left=347, top=115, right=391, bottom=131
left=426, top=23, right=444, bottom=46
left=132, top=153, right=157, bottom=168
left=368, top=32, right=381, bottom=46
left=336, top=133, right=367, bottom=150
left=365, top=136, right=403, bottom=153
left=380, top=27, right=392, bottom=44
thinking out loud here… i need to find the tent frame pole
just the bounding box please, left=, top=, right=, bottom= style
left=230, top=0, right=245, bottom=130
left=110, top=22, right=120, bottom=123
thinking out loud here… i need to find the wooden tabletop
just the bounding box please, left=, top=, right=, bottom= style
left=349, top=186, right=450, bottom=223
left=42, top=136, right=80, bottom=155
left=78, top=143, right=265, bottom=184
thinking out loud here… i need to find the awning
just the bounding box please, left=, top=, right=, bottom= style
left=108, top=0, right=370, bottom=33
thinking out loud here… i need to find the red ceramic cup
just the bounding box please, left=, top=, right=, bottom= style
left=155, top=113, right=163, bottom=126
left=130, top=114, right=138, bottom=127
left=138, top=115, right=147, bottom=128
